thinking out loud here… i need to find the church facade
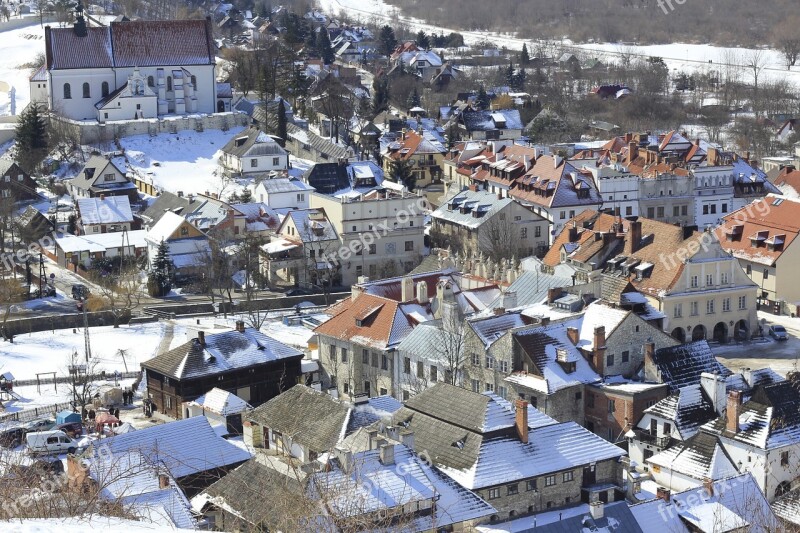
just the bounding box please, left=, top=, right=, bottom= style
left=43, top=14, right=218, bottom=123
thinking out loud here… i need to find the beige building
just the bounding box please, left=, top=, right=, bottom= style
left=310, top=189, right=427, bottom=286
left=715, top=195, right=800, bottom=314
left=381, top=129, right=446, bottom=189
left=544, top=210, right=758, bottom=343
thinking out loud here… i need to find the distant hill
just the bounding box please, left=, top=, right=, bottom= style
left=383, top=0, right=794, bottom=47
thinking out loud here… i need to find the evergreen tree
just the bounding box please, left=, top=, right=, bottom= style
left=277, top=99, right=288, bottom=145
left=14, top=103, right=47, bottom=173
left=304, top=27, right=317, bottom=55
left=520, top=43, right=530, bottom=65
left=505, top=61, right=515, bottom=87
left=239, top=188, right=253, bottom=203
left=416, top=30, right=430, bottom=50
left=378, top=25, right=397, bottom=57
left=317, top=28, right=335, bottom=65
left=392, top=159, right=416, bottom=191
left=476, top=85, right=490, bottom=110
left=372, top=75, right=390, bottom=115
left=406, top=87, right=421, bottom=110
left=147, top=240, right=173, bottom=297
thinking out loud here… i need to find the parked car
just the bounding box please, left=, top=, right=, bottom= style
left=55, top=422, right=83, bottom=438
left=0, top=427, right=24, bottom=448
left=25, top=430, right=77, bottom=455
left=285, top=288, right=311, bottom=297
left=23, top=418, right=55, bottom=433
left=769, top=325, right=789, bottom=341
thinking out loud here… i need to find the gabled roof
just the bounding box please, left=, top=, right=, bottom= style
left=647, top=430, right=737, bottom=482
left=287, top=123, right=353, bottom=161
left=643, top=384, right=717, bottom=440
left=77, top=195, right=133, bottom=225
left=302, top=162, right=350, bottom=194
left=141, top=192, right=195, bottom=225
left=146, top=210, right=201, bottom=243
left=221, top=126, right=287, bottom=159
left=70, top=155, right=128, bottom=191
left=46, top=20, right=215, bottom=70
left=430, top=188, right=518, bottom=229
left=650, top=341, right=731, bottom=393
left=460, top=109, right=523, bottom=132
left=191, top=387, right=252, bottom=416
left=86, top=416, right=250, bottom=480
left=510, top=154, right=602, bottom=209
left=531, top=501, right=643, bottom=533
left=281, top=208, right=338, bottom=243
left=249, top=384, right=351, bottom=453
left=141, top=327, right=303, bottom=380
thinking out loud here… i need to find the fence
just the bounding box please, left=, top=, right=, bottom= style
left=11, top=371, right=141, bottom=389
left=0, top=402, right=73, bottom=425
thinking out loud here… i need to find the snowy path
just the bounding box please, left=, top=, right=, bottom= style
left=155, top=321, right=175, bottom=356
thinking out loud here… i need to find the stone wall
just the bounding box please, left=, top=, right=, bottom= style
left=51, top=112, right=249, bottom=145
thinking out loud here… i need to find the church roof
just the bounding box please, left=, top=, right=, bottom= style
left=45, top=19, right=215, bottom=70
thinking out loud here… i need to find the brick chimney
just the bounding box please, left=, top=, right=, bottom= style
left=547, top=287, right=563, bottom=304
left=656, top=486, right=671, bottom=502
left=630, top=220, right=642, bottom=253
left=593, top=326, right=606, bottom=370
left=643, top=342, right=657, bottom=382
left=566, top=326, right=580, bottom=345
left=235, top=320, right=246, bottom=333
left=627, top=141, right=638, bottom=164
left=703, top=478, right=714, bottom=497
left=726, top=390, right=743, bottom=434
left=379, top=442, right=395, bottom=465
left=515, top=399, right=529, bottom=444
left=197, top=331, right=205, bottom=346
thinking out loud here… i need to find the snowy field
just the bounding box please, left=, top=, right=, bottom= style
left=3, top=517, right=197, bottom=532
left=0, top=22, right=44, bottom=117
left=112, top=127, right=246, bottom=197
left=319, top=0, right=800, bottom=86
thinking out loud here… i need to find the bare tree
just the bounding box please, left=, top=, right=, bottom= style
left=87, top=261, right=142, bottom=328
left=775, top=16, right=800, bottom=70
left=745, top=49, right=768, bottom=116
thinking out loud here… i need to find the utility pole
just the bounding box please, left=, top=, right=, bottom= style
left=82, top=296, right=91, bottom=362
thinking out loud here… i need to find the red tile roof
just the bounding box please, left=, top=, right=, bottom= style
left=774, top=167, right=800, bottom=195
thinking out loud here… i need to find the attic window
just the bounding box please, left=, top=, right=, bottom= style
left=452, top=435, right=467, bottom=449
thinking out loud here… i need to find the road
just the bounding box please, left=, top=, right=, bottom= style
left=713, top=311, right=800, bottom=376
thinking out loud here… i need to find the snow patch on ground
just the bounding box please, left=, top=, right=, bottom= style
left=0, top=23, right=44, bottom=117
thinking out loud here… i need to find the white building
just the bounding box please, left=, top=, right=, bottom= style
left=583, top=164, right=639, bottom=218
left=44, top=15, right=218, bottom=122
left=251, top=178, right=313, bottom=210
left=219, top=127, right=289, bottom=177
left=692, top=166, right=734, bottom=229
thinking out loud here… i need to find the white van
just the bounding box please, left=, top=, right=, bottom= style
left=26, top=430, right=77, bottom=455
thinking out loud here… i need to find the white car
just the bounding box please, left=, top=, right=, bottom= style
left=25, top=430, right=77, bottom=456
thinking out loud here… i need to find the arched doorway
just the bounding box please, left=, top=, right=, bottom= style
left=713, top=322, right=728, bottom=343
left=692, top=325, right=706, bottom=341
left=217, top=99, right=225, bottom=112
left=734, top=319, right=749, bottom=341
left=671, top=327, right=686, bottom=342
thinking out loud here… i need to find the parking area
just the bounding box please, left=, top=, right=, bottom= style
left=712, top=311, right=800, bottom=375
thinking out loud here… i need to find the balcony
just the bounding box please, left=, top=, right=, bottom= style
left=632, top=429, right=671, bottom=448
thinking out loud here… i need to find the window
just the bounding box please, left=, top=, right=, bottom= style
left=471, top=379, right=480, bottom=393
left=403, top=390, right=410, bottom=401
left=626, top=206, right=632, bottom=216
left=682, top=205, right=688, bottom=216
left=521, top=227, right=528, bottom=239
left=273, top=157, right=280, bottom=166
left=507, top=484, right=519, bottom=495
left=371, top=353, right=379, bottom=368
left=485, top=356, right=494, bottom=369
left=250, top=158, right=258, bottom=168
left=381, top=354, right=389, bottom=371
left=167, top=76, right=172, bottom=91
left=498, top=385, right=507, bottom=398
left=710, top=204, right=717, bottom=214
left=405, top=241, right=414, bottom=251
left=101, top=81, right=109, bottom=97
left=674, top=303, right=682, bottom=318
left=82, top=82, right=90, bottom=98
left=657, top=206, right=664, bottom=218
left=569, top=210, right=575, bottom=218
left=721, top=272, right=728, bottom=284
left=340, top=348, right=348, bottom=363
left=545, top=475, right=556, bottom=487
left=560, top=211, right=566, bottom=219
left=722, top=203, right=728, bottom=213
left=723, top=298, right=731, bottom=312
left=663, top=422, right=672, bottom=436
left=136, top=103, right=141, bottom=110
left=622, top=350, right=629, bottom=363
left=526, top=479, right=537, bottom=491
left=369, top=244, right=376, bottom=255
left=430, top=366, right=438, bottom=381
left=673, top=206, right=680, bottom=217
left=355, top=265, right=363, bottom=277
left=746, top=264, right=752, bottom=275
left=647, top=207, right=655, bottom=218
left=403, top=356, right=410, bottom=373
left=471, top=353, right=480, bottom=366
left=485, top=383, right=494, bottom=392
left=703, top=204, right=709, bottom=215
left=499, top=360, right=509, bottom=373
left=706, top=274, right=713, bottom=286
left=417, top=361, right=424, bottom=378
left=488, top=488, right=500, bottom=500
left=606, top=353, right=614, bottom=366
left=707, top=299, right=715, bottom=314
left=63, top=83, right=71, bottom=99
left=608, top=399, right=616, bottom=413
left=191, top=75, right=197, bottom=87
left=535, top=225, right=541, bottom=237
left=782, top=451, right=790, bottom=466
left=180, top=226, right=189, bottom=236
left=587, top=393, right=595, bottom=408
left=690, top=301, right=698, bottom=316
left=563, top=471, right=574, bottom=482
left=147, top=76, right=154, bottom=87
left=739, top=296, right=746, bottom=310
left=103, top=173, right=115, bottom=182
left=763, top=268, right=769, bottom=279
left=691, top=276, right=698, bottom=288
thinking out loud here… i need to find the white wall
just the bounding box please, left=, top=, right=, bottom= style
left=101, top=95, right=158, bottom=122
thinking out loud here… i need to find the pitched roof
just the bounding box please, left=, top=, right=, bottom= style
left=643, top=384, right=717, bottom=440
left=221, top=126, right=287, bottom=159
left=647, top=430, right=737, bottom=482
left=651, top=341, right=731, bottom=392
left=141, top=192, right=195, bottom=225
left=287, top=123, right=353, bottom=161
left=141, top=327, right=303, bottom=380
left=283, top=208, right=338, bottom=243
left=86, top=416, right=250, bottom=480
left=77, top=195, right=133, bottom=225
left=509, top=154, right=602, bottom=209
left=460, top=109, right=523, bottom=132
left=69, top=155, right=129, bottom=192
left=46, top=20, right=215, bottom=70
left=529, top=501, right=643, bottom=533
left=715, top=194, right=800, bottom=266
left=302, top=162, right=350, bottom=194
left=430, top=188, right=520, bottom=229
left=248, top=384, right=350, bottom=453
left=191, top=387, right=252, bottom=416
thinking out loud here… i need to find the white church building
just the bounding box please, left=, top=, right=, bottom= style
left=41, top=8, right=219, bottom=123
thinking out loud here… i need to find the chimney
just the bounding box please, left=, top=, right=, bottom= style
left=589, top=501, right=604, bottom=520
left=334, top=446, right=353, bottom=472
left=99, top=193, right=106, bottom=201
left=158, top=474, right=170, bottom=489
left=351, top=284, right=363, bottom=301
left=566, top=326, right=580, bottom=345
left=656, top=487, right=671, bottom=503
left=415, top=281, right=428, bottom=304
left=643, top=342, right=657, bottom=382
left=726, top=390, right=743, bottom=434
left=353, top=393, right=369, bottom=405
left=401, top=276, right=414, bottom=302
left=379, top=442, right=395, bottom=465
left=494, top=307, right=506, bottom=316
left=703, top=478, right=715, bottom=497
left=627, top=141, right=638, bottom=164
left=515, top=399, right=529, bottom=444
left=568, top=223, right=579, bottom=243
left=593, top=326, right=606, bottom=370
left=700, top=372, right=726, bottom=415
left=197, top=331, right=206, bottom=346
left=400, top=430, right=415, bottom=451
left=235, top=320, right=246, bottom=333
left=502, top=290, right=517, bottom=310
left=367, top=429, right=379, bottom=450
left=630, top=220, right=642, bottom=253
left=547, top=287, right=563, bottom=304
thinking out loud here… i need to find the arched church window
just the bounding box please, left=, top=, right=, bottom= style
left=101, top=81, right=109, bottom=97
left=167, top=76, right=172, bottom=92
left=147, top=76, right=154, bottom=87
left=63, top=83, right=71, bottom=99
left=82, top=82, right=90, bottom=98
